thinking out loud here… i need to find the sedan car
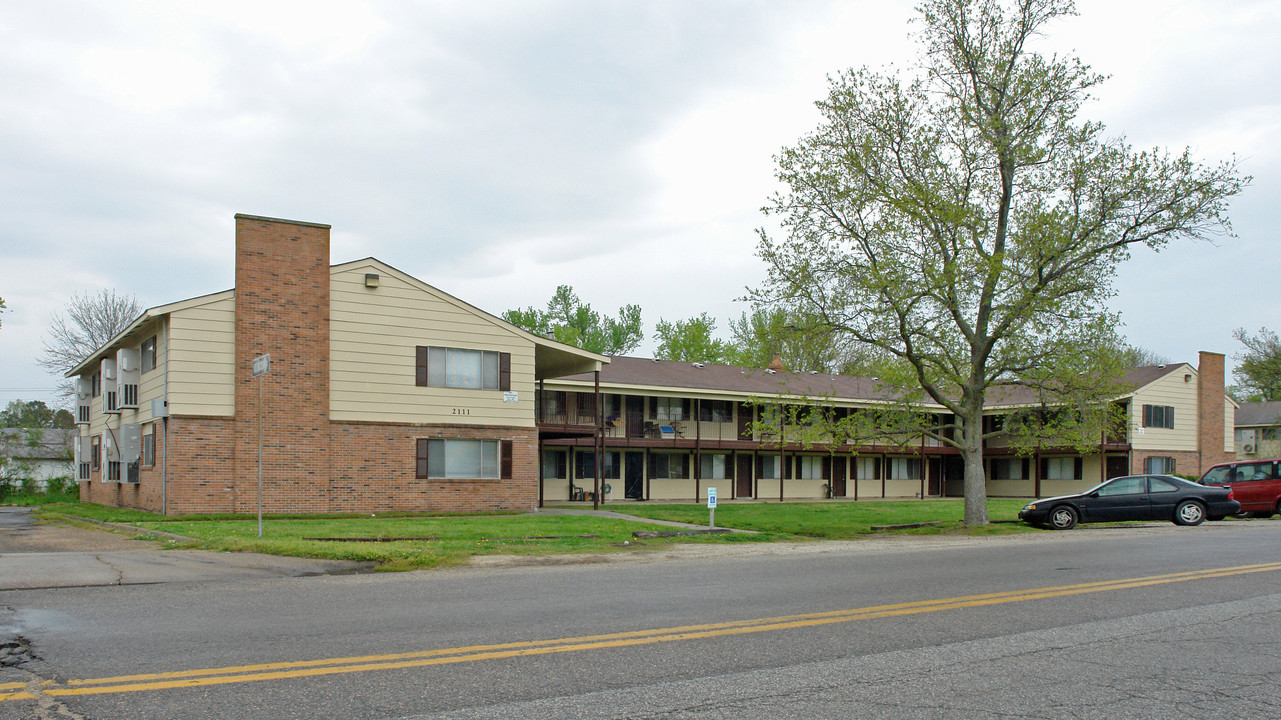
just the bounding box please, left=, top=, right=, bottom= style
left=1019, top=474, right=1240, bottom=530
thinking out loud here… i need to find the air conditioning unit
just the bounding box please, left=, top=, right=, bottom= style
left=1244, top=443, right=1256, bottom=454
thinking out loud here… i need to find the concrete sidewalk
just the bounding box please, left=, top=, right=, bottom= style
left=0, top=507, right=372, bottom=590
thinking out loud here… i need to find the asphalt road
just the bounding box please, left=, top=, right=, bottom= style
left=3, top=519, right=1281, bottom=719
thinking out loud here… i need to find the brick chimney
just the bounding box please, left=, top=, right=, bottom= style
left=233, top=214, right=333, bottom=512
left=1197, top=350, right=1228, bottom=473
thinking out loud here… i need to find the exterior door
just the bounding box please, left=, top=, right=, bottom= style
left=831, top=457, right=847, bottom=497
left=625, top=451, right=644, bottom=499
left=1106, top=455, right=1129, bottom=480
left=736, top=454, right=754, bottom=498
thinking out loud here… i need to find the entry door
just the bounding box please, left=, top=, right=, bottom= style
left=831, top=457, right=847, bottom=497
left=1106, top=455, right=1129, bottom=480
left=625, top=451, right=645, bottom=499
left=736, top=454, right=754, bottom=498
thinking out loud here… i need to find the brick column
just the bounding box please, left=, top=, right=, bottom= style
left=1197, top=351, right=1228, bottom=473
left=233, top=214, right=332, bottom=513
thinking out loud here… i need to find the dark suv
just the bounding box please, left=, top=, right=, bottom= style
left=1199, top=458, right=1281, bottom=517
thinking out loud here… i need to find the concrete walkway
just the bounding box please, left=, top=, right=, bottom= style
left=533, top=506, right=753, bottom=532
left=0, top=507, right=371, bottom=590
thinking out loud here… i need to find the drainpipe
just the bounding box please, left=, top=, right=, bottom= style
left=593, top=370, right=601, bottom=510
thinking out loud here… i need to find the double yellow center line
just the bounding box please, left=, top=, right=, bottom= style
left=4, top=560, right=1280, bottom=703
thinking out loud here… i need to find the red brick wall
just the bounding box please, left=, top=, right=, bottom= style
left=1197, top=351, right=1229, bottom=472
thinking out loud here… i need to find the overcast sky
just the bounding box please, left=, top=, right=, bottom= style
left=2, top=0, right=1278, bottom=408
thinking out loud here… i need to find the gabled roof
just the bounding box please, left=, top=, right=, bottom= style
left=68, top=259, right=606, bottom=380
left=66, top=289, right=235, bottom=377
left=1236, top=400, right=1281, bottom=428
left=0, top=428, right=74, bottom=460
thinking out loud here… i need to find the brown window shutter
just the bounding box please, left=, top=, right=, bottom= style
left=499, top=352, right=511, bottom=391
left=416, top=347, right=428, bottom=386
left=822, top=456, right=831, bottom=480
left=501, top=440, right=513, bottom=479
left=1073, top=457, right=1083, bottom=479
left=1039, top=458, right=1049, bottom=480
left=416, top=438, right=430, bottom=478
left=1022, top=458, right=1030, bottom=478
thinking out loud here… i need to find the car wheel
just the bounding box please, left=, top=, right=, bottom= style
left=1174, top=500, right=1206, bottom=526
left=1049, top=505, right=1077, bottom=530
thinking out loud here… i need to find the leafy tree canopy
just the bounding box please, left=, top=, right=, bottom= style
left=750, top=0, right=1246, bottom=525
left=503, top=285, right=643, bottom=356
left=1231, top=327, right=1281, bottom=402
left=0, top=400, right=75, bottom=429
left=654, top=313, right=734, bottom=364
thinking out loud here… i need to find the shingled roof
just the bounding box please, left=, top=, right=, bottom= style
left=551, top=356, right=1186, bottom=408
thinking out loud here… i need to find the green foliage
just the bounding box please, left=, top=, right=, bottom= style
left=0, top=399, right=75, bottom=428
left=1231, top=327, right=1281, bottom=402
left=654, top=313, right=734, bottom=363
left=503, top=285, right=643, bottom=356
left=750, top=0, right=1246, bottom=526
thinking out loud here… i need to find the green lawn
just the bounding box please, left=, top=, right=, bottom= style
left=22, top=497, right=1036, bottom=570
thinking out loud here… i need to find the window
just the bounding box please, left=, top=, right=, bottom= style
left=700, top=453, right=729, bottom=479
left=91, top=436, right=101, bottom=471
left=888, top=457, right=922, bottom=480
left=1149, top=477, right=1180, bottom=493
left=652, top=397, right=689, bottom=422
left=1043, top=457, right=1082, bottom=481
left=796, top=456, right=825, bottom=479
left=990, top=458, right=1026, bottom=481
left=650, top=452, right=690, bottom=479
left=698, top=400, right=733, bottom=423
left=1143, top=456, right=1176, bottom=474
left=415, top=347, right=510, bottom=391
left=540, top=390, right=566, bottom=418
left=91, top=372, right=101, bottom=398
left=758, top=455, right=781, bottom=480
left=854, top=456, right=880, bottom=480
left=141, top=336, right=157, bottom=373
left=142, top=426, right=155, bottom=467
left=1142, top=404, right=1175, bottom=429
left=576, top=451, right=620, bottom=480
left=1099, top=475, right=1146, bottom=496
left=541, top=450, right=567, bottom=479
left=1200, top=465, right=1231, bottom=484
left=1239, top=461, right=1274, bottom=482
left=416, top=438, right=511, bottom=479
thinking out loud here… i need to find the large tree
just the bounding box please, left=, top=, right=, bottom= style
left=752, top=0, right=1245, bottom=525
left=1231, top=327, right=1281, bottom=402
left=503, top=285, right=643, bottom=356
left=654, top=313, right=734, bottom=364
left=38, top=289, right=143, bottom=404
left=0, top=400, right=75, bottom=429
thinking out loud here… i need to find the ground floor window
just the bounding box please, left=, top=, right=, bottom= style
left=757, top=454, right=782, bottom=480
left=796, top=456, right=825, bottom=480
left=417, top=438, right=508, bottom=479
left=990, top=457, right=1027, bottom=481
left=1144, top=456, right=1176, bottom=474
left=1043, top=457, right=1082, bottom=481
left=541, top=449, right=567, bottom=479
left=576, top=450, right=620, bottom=479
left=650, top=452, right=690, bottom=479
left=888, top=457, right=922, bottom=480
left=143, top=425, right=156, bottom=467
left=854, top=456, right=880, bottom=480
left=700, top=453, right=729, bottom=479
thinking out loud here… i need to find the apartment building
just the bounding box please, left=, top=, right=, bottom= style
left=67, top=214, right=1234, bottom=514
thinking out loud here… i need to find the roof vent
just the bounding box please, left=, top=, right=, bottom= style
left=810, top=371, right=818, bottom=375
left=692, top=362, right=705, bottom=368
left=1158, top=364, right=1166, bottom=368
left=765, top=369, right=777, bottom=375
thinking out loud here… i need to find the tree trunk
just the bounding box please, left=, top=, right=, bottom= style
left=960, top=403, right=989, bottom=526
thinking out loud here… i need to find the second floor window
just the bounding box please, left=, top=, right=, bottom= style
left=416, top=347, right=510, bottom=391
left=1142, top=404, right=1175, bottom=429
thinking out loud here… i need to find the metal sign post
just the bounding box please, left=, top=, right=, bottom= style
left=707, top=487, right=717, bottom=529
left=252, top=354, right=270, bottom=538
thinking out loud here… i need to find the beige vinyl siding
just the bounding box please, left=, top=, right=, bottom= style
left=329, top=263, right=536, bottom=427
left=1224, top=398, right=1235, bottom=453
left=1129, top=366, right=1199, bottom=452
left=167, top=296, right=236, bottom=417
